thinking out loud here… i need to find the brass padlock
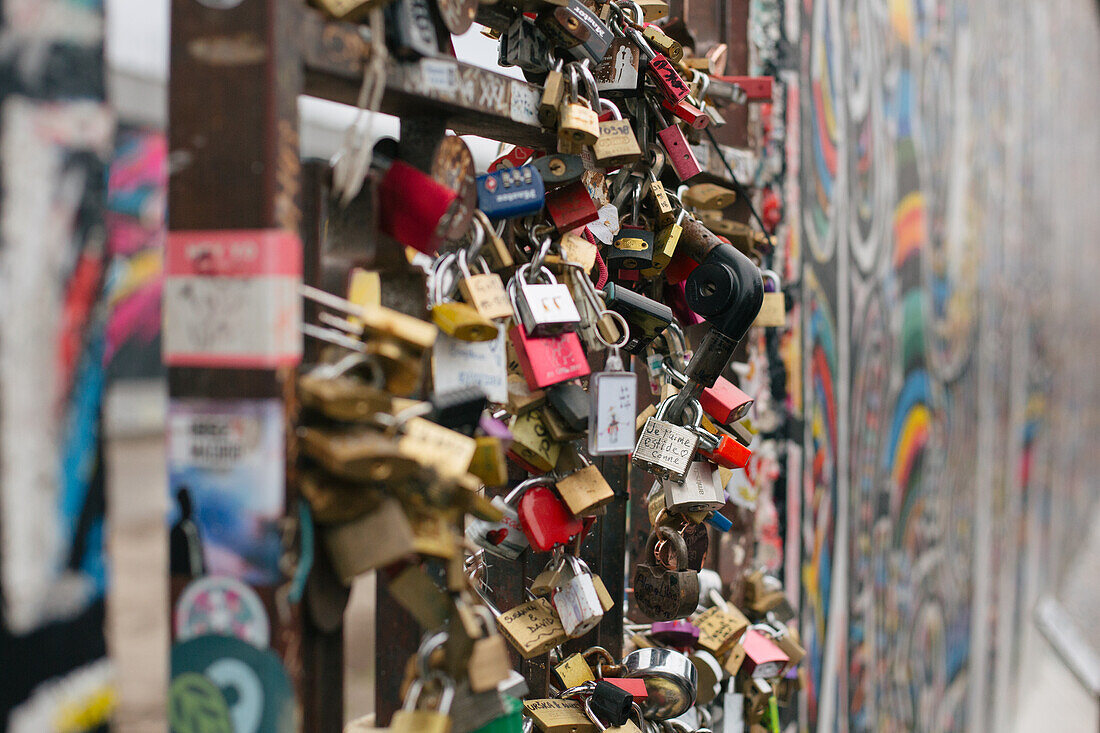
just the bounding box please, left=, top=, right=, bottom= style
left=694, top=605, right=750, bottom=657
left=468, top=607, right=514, bottom=693
left=523, top=698, right=596, bottom=732
left=473, top=210, right=514, bottom=272
left=648, top=179, right=676, bottom=226
left=683, top=182, right=737, bottom=210
left=299, top=427, right=419, bottom=483
left=497, top=598, right=568, bottom=659
left=508, top=408, right=562, bottom=473
left=469, top=435, right=509, bottom=487
left=553, top=653, right=596, bottom=690
left=753, top=270, right=786, bottom=327
left=298, top=370, right=391, bottom=423
left=642, top=25, right=682, bottom=62
left=558, top=63, right=600, bottom=147
left=592, top=99, right=642, bottom=168
left=555, top=460, right=614, bottom=517
left=641, top=208, right=684, bottom=277
left=390, top=673, right=455, bottom=733
left=397, top=417, right=478, bottom=480
left=387, top=563, right=453, bottom=630
left=540, top=58, right=566, bottom=128
left=298, top=469, right=383, bottom=525
left=457, top=250, right=514, bottom=322
left=324, top=498, right=416, bottom=584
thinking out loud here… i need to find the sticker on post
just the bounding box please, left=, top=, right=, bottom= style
left=164, top=230, right=301, bottom=368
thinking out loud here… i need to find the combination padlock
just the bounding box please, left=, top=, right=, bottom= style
left=477, top=166, right=546, bottom=220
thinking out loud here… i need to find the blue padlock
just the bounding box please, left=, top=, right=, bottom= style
left=476, top=165, right=545, bottom=220
left=705, top=510, right=733, bottom=532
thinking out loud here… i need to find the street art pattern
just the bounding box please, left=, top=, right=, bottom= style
left=784, top=0, right=1100, bottom=730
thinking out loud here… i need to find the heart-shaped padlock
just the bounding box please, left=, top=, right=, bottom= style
left=517, top=481, right=585, bottom=552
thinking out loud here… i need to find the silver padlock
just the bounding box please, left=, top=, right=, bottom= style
left=632, top=397, right=701, bottom=482
left=662, top=460, right=725, bottom=513
left=466, top=482, right=531, bottom=559
left=511, top=262, right=582, bottom=337
left=551, top=555, right=605, bottom=638
left=621, top=647, right=698, bottom=721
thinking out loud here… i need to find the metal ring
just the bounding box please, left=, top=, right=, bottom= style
left=593, top=308, right=631, bottom=349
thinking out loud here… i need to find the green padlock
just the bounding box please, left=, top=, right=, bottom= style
left=471, top=695, right=523, bottom=733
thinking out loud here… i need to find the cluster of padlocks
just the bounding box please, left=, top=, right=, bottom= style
left=302, top=0, right=796, bottom=730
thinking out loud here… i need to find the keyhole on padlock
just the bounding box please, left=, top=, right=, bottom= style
left=700, top=281, right=718, bottom=297
left=549, top=158, right=566, bottom=175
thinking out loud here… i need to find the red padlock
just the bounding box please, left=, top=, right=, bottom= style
left=600, top=678, right=649, bottom=700
left=378, top=160, right=459, bottom=255
left=657, top=124, right=702, bottom=181
left=546, top=180, right=600, bottom=232
left=660, top=98, right=710, bottom=130
left=699, top=432, right=752, bottom=470
left=646, top=54, right=691, bottom=103
left=488, top=145, right=536, bottom=172
left=509, top=322, right=591, bottom=390
left=663, top=249, right=700, bottom=285
left=517, top=483, right=585, bottom=551
left=700, top=377, right=754, bottom=425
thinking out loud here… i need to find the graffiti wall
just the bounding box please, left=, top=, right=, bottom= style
left=764, top=0, right=1100, bottom=730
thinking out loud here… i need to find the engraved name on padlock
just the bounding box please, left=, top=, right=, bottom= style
left=662, top=460, right=726, bottom=513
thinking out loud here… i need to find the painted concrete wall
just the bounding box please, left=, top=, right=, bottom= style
left=771, top=0, right=1100, bottom=729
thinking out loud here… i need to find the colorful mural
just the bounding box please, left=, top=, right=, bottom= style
left=772, top=0, right=1100, bottom=730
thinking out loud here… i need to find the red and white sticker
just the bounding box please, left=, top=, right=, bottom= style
left=164, top=229, right=302, bottom=368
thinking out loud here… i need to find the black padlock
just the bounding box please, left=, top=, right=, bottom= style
left=608, top=224, right=656, bottom=275
left=602, top=283, right=673, bottom=355
left=531, top=153, right=586, bottom=189
left=554, top=0, right=613, bottom=64
left=587, top=679, right=634, bottom=727
left=499, top=15, right=554, bottom=74
left=546, top=383, right=590, bottom=433
left=429, top=387, right=489, bottom=435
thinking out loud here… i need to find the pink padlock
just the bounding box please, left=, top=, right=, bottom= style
left=646, top=54, right=691, bottom=104
left=651, top=619, right=701, bottom=647
left=509, top=323, right=591, bottom=390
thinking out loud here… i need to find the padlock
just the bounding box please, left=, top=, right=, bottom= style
left=537, top=2, right=593, bottom=49
left=588, top=347, right=637, bottom=456
left=594, top=37, right=641, bottom=96
left=477, top=166, right=546, bottom=220
left=546, top=382, right=590, bottom=433
left=551, top=556, right=605, bottom=637
left=631, top=527, right=701, bottom=621
left=517, top=480, right=585, bottom=551
left=540, top=59, right=567, bottom=128
left=509, top=322, right=590, bottom=392
left=432, top=302, right=499, bottom=342
left=314, top=0, right=390, bottom=21
left=559, top=64, right=601, bottom=147
left=533, top=153, right=587, bottom=188
left=507, top=409, right=562, bottom=473
left=620, top=647, right=698, bottom=720
left=523, top=698, right=596, bottom=732
left=466, top=483, right=531, bottom=559
left=739, top=629, right=788, bottom=679
left=554, top=652, right=597, bottom=690
left=391, top=673, right=455, bottom=733
left=608, top=224, right=655, bottom=275
left=632, top=397, right=701, bottom=482
left=642, top=25, right=682, bottom=62
left=299, top=427, right=418, bottom=483
left=593, top=100, right=642, bottom=169
left=468, top=606, right=514, bottom=693
left=323, top=498, right=417, bottom=584
left=584, top=679, right=633, bottom=727
left=546, top=180, right=601, bottom=232
left=470, top=435, right=509, bottom=487
left=659, top=97, right=710, bottom=129
left=555, top=459, right=614, bottom=517
left=384, top=0, right=442, bottom=59
left=645, top=54, right=691, bottom=104
left=298, top=371, right=391, bottom=423
left=682, top=183, right=737, bottom=210
left=694, top=605, right=750, bottom=657
left=449, top=683, right=511, bottom=733
left=657, top=124, right=702, bottom=181
left=426, top=386, right=490, bottom=435
left=691, top=423, right=752, bottom=470
left=379, top=159, right=460, bottom=255
left=648, top=180, right=676, bottom=226
left=753, top=270, right=786, bottom=328
left=641, top=208, right=685, bottom=277
left=601, top=284, right=674, bottom=354
left=457, top=250, right=514, bottom=322
left=634, top=0, right=669, bottom=21
left=650, top=619, right=701, bottom=647
left=662, top=460, right=725, bottom=513
left=511, top=264, right=583, bottom=336
left=553, top=0, right=613, bottom=63
left=662, top=362, right=754, bottom=426
left=473, top=211, right=515, bottom=272
left=754, top=622, right=805, bottom=672
left=498, top=598, right=569, bottom=659
left=396, top=416, right=479, bottom=479
left=499, top=15, right=554, bottom=74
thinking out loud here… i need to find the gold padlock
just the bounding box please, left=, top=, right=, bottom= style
left=431, top=301, right=499, bottom=342
left=540, top=59, right=566, bottom=128
left=497, top=598, right=568, bottom=659
left=298, top=371, right=392, bottom=423
left=523, top=698, right=597, bottom=732
left=684, top=182, right=737, bottom=210
left=298, top=469, right=383, bottom=525
left=643, top=25, right=683, bottom=62
left=753, top=271, right=786, bottom=327
left=387, top=563, right=453, bottom=630
left=467, top=606, right=514, bottom=693
left=559, top=232, right=598, bottom=273
left=473, top=211, right=514, bottom=272
left=648, top=180, right=676, bottom=227
left=593, top=100, right=643, bottom=168
left=469, top=435, right=509, bottom=487
left=324, top=499, right=416, bottom=584
left=555, top=462, right=614, bottom=516
left=635, top=0, right=669, bottom=21
left=558, top=64, right=600, bottom=147
left=313, top=0, right=389, bottom=21
left=641, top=210, right=684, bottom=277
left=508, top=408, right=562, bottom=473
left=397, top=417, right=478, bottom=480
left=552, top=653, right=596, bottom=690
left=694, top=605, right=750, bottom=657
left=299, top=427, right=419, bottom=483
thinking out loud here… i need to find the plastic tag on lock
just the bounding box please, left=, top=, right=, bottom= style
left=589, top=368, right=636, bottom=455
left=466, top=485, right=530, bottom=559
left=433, top=328, right=508, bottom=404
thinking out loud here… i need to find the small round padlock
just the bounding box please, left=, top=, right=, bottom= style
left=621, top=647, right=698, bottom=720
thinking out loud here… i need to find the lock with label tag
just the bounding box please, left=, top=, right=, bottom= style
left=632, top=527, right=701, bottom=621
left=593, top=100, right=642, bottom=168
left=551, top=555, right=605, bottom=637
left=478, top=166, right=546, bottom=220
left=594, top=37, right=641, bottom=96
left=663, top=459, right=726, bottom=513
left=555, top=457, right=614, bottom=517
left=533, top=153, right=587, bottom=188
left=511, top=263, right=582, bottom=336
left=753, top=270, right=786, bottom=328
left=391, top=673, right=455, bottom=733
left=632, top=397, right=701, bottom=482
left=466, top=483, right=531, bottom=559
left=559, top=63, right=601, bottom=147
left=601, top=284, right=674, bottom=354
left=588, top=346, right=636, bottom=456
left=547, top=180, right=601, bottom=232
